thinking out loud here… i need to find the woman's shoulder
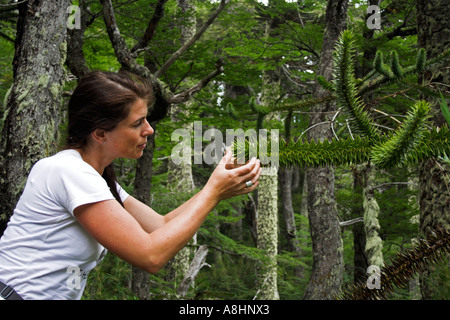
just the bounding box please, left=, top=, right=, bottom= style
left=33, top=149, right=95, bottom=175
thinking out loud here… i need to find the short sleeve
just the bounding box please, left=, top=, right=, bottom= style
left=116, top=182, right=129, bottom=203
left=52, top=161, right=116, bottom=215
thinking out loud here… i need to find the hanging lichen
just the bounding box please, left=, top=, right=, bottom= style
left=363, top=164, right=384, bottom=268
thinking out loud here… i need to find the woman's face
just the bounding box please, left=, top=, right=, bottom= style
left=105, top=98, right=154, bottom=159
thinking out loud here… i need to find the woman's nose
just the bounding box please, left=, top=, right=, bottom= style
left=143, top=119, right=154, bottom=136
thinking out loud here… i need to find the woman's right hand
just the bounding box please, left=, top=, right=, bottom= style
left=204, top=148, right=262, bottom=201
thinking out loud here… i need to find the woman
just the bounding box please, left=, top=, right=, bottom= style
left=0, top=71, right=261, bottom=300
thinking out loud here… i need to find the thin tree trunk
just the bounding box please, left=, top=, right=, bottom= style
left=253, top=10, right=281, bottom=299
left=130, top=126, right=157, bottom=300
left=362, top=164, right=383, bottom=268
left=416, top=0, right=450, bottom=300
left=163, top=0, right=197, bottom=297
left=351, top=166, right=368, bottom=284
left=303, top=0, right=348, bottom=300
left=349, top=0, right=380, bottom=285
left=0, top=0, right=70, bottom=236
left=164, top=116, right=195, bottom=293
left=255, top=168, right=279, bottom=300
left=280, top=166, right=303, bottom=277
left=66, top=0, right=90, bottom=78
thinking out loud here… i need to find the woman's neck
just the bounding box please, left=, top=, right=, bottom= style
left=75, top=146, right=112, bottom=176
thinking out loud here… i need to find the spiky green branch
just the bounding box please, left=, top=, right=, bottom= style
left=338, top=227, right=450, bottom=300
left=333, top=30, right=379, bottom=140
left=231, top=31, right=450, bottom=171
left=232, top=124, right=449, bottom=169
left=371, top=100, right=431, bottom=168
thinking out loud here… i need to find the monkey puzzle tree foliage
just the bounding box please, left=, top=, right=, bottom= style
left=239, top=31, right=449, bottom=170
left=232, top=29, right=449, bottom=298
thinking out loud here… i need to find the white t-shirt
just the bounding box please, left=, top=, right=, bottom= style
left=0, top=149, right=129, bottom=300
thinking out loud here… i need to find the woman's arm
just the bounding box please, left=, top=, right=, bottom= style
left=74, top=187, right=219, bottom=274
left=124, top=154, right=261, bottom=233
left=74, top=150, right=261, bottom=274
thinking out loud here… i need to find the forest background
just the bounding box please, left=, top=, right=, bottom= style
left=0, top=0, right=448, bottom=300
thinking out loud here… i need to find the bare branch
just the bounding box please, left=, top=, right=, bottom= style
left=100, top=0, right=171, bottom=122
left=100, top=0, right=153, bottom=79
left=339, top=217, right=363, bottom=227
left=169, top=58, right=224, bottom=104
left=0, top=30, right=14, bottom=43
left=0, top=0, right=28, bottom=8
left=131, top=0, right=167, bottom=54
left=100, top=0, right=224, bottom=116
left=176, top=245, right=210, bottom=297
left=154, top=0, right=230, bottom=79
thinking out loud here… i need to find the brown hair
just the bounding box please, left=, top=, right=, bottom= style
left=66, top=71, right=153, bottom=206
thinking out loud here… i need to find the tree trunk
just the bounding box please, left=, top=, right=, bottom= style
left=279, top=166, right=303, bottom=278
left=66, top=0, right=90, bottom=78
left=349, top=0, right=380, bottom=285
left=255, top=168, right=279, bottom=300
left=0, top=0, right=70, bottom=236
left=351, top=166, right=368, bottom=284
left=163, top=0, right=197, bottom=297
left=416, top=0, right=450, bottom=300
left=303, top=0, right=348, bottom=300
left=130, top=125, right=157, bottom=300
left=253, top=9, right=281, bottom=299
left=362, top=164, right=383, bottom=268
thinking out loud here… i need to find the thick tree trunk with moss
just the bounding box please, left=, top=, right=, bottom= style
left=0, top=0, right=70, bottom=236
left=416, top=0, right=450, bottom=300
left=303, top=0, right=347, bottom=300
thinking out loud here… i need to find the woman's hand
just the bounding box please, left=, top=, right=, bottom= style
left=204, top=148, right=262, bottom=201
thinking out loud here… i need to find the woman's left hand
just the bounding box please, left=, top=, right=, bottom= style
left=204, top=148, right=262, bottom=201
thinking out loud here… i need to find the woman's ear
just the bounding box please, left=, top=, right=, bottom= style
left=91, top=128, right=107, bottom=145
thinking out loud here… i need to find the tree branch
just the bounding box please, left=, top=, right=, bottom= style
left=169, top=58, right=224, bottom=104
left=0, top=0, right=28, bottom=9
left=176, top=245, right=210, bottom=297
left=154, top=0, right=230, bottom=79
left=385, top=26, right=417, bottom=40
left=339, top=217, right=363, bottom=227
left=131, top=0, right=167, bottom=53
left=100, top=0, right=224, bottom=118
left=100, top=0, right=153, bottom=79
left=100, top=0, right=171, bottom=122
left=0, top=30, right=14, bottom=43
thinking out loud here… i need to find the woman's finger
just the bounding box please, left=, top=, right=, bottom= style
left=233, top=157, right=258, bottom=176
left=240, top=163, right=262, bottom=189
